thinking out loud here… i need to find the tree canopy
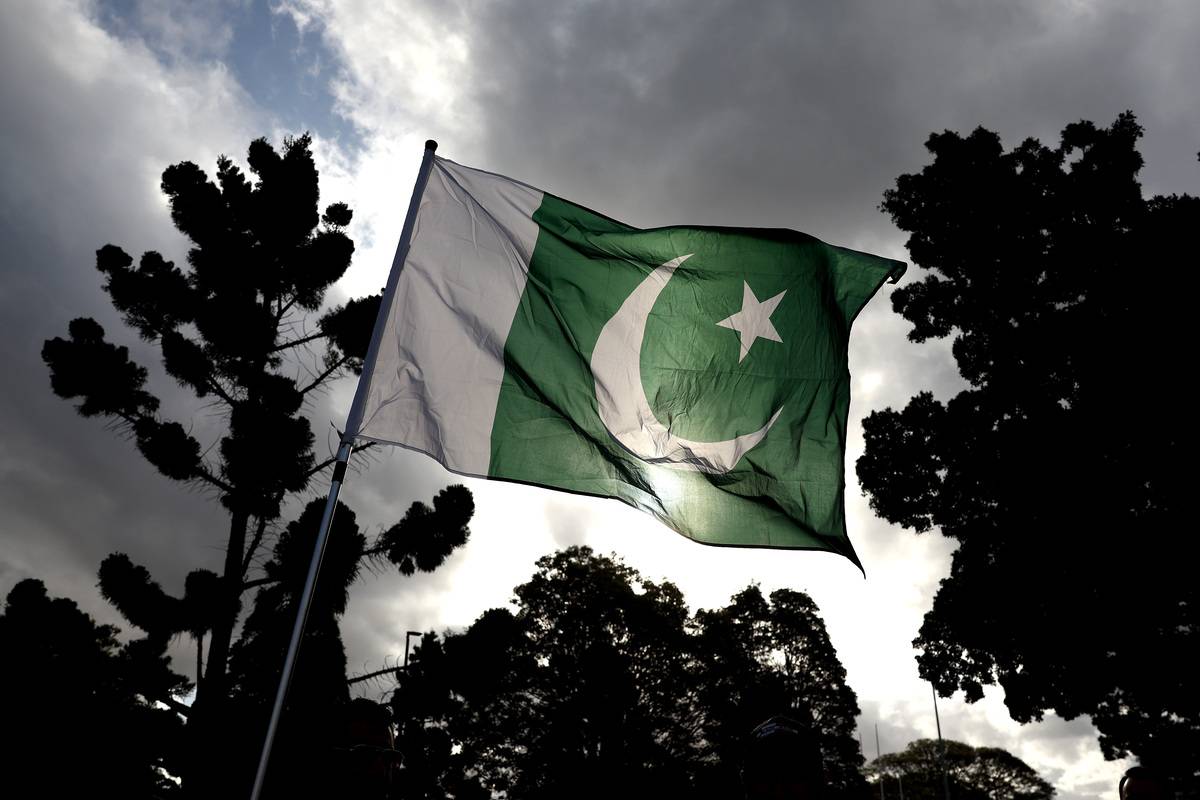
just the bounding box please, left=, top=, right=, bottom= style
left=0, top=578, right=188, bottom=796
left=866, top=738, right=1054, bottom=800
left=391, top=546, right=867, bottom=799
left=857, top=112, right=1197, bottom=793
left=39, top=133, right=475, bottom=798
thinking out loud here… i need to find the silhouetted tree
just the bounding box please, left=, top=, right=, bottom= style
left=0, top=578, right=188, bottom=795
left=463, top=547, right=699, bottom=798
left=220, top=498, right=366, bottom=795
left=865, top=738, right=1054, bottom=800
left=395, top=547, right=864, bottom=799
left=40, top=134, right=475, bottom=797
left=226, top=486, right=474, bottom=797
left=694, top=586, right=867, bottom=799
left=387, top=611, right=525, bottom=799
left=857, top=113, right=1197, bottom=794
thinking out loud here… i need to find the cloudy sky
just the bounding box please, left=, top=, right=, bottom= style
left=2, top=1, right=1197, bottom=797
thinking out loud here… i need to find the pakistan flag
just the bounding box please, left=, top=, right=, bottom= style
left=353, top=155, right=905, bottom=568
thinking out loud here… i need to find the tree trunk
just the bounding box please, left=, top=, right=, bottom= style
left=195, top=632, right=204, bottom=690
left=199, top=507, right=249, bottom=702
left=186, top=507, right=249, bottom=799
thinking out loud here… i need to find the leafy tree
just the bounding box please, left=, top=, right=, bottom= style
left=393, top=547, right=865, bottom=799
left=694, top=586, right=867, bottom=799
left=225, top=486, right=474, bottom=797
left=219, top=498, right=367, bottom=794
left=865, top=738, right=1054, bottom=800
left=857, top=113, right=1198, bottom=793
left=40, top=134, right=475, bottom=797
left=473, top=547, right=699, bottom=799
left=387, top=618, right=514, bottom=799
left=0, top=578, right=188, bottom=796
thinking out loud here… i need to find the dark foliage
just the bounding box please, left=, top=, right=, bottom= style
left=218, top=499, right=366, bottom=796
left=39, top=133, right=474, bottom=797
left=320, top=292, right=383, bottom=374
left=378, top=485, right=475, bottom=576
left=99, top=552, right=186, bottom=638
left=390, top=547, right=865, bottom=799
left=695, top=586, right=867, bottom=798
left=0, top=579, right=188, bottom=796
left=229, top=498, right=367, bottom=710
left=42, top=133, right=360, bottom=523
left=866, top=738, right=1054, bottom=800
left=857, top=113, right=1197, bottom=793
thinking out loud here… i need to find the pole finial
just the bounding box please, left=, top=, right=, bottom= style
left=425, top=139, right=438, bottom=152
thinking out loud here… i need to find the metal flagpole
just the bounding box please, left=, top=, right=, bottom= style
left=249, top=139, right=439, bottom=800
left=932, top=683, right=951, bottom=800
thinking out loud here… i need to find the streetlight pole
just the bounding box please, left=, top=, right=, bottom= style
left=932, top=683, right=951, bottom=800
left=876, top=723, right=886, bottom=800
left=403, top=630, right=423, bottom=670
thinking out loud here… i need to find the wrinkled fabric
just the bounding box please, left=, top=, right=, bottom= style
left=355, top=157, right=904, bottom=568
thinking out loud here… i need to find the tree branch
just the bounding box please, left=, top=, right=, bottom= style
left=195, top=633, right=204, bottom=691
left=241, top=576, right=280, bottom=591
left=304, top=455, right=339, bottom=481
left=242, top=515, right=268, bottom=577
left=114, top=410, right=231, bottom=495
left=276, top=296, right=296, bottom=322
left=303, top=441, right=378, bottom=482
left=297, top=355, right=349, bottom=395
left=270, top=330, right=326, bottom=354
left=154, top=694, right=192, bottom=718
left=347, top=665, right=402, bottom=686
left=194, top=465, right=233, bottom=494
left=203, top=374, right=238, bottom=406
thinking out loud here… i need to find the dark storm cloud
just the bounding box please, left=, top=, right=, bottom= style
left=445, top=0, right=1198, bottom=235
left=0, top=0, right=372, bottom=633
left=0, top=0, right=264, bottom=624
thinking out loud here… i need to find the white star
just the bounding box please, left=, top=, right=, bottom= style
left=716, top=282, right=786, bottom=362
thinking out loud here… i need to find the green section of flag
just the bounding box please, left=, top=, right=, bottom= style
left=489, top=194, right=903, bottom=566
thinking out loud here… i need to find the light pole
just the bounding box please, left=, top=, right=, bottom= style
left=932, top=683, right=951, bottom=800
left=876, top=723, right=885, bottom=800
left=404, top=630, right=423, bottom=670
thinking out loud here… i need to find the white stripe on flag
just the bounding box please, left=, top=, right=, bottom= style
left=355, top=157, right=544, bottom=474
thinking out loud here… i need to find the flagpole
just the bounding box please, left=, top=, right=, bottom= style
left=249, top=139, right=439, bottom=800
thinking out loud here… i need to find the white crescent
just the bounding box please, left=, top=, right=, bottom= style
left=590, top=254, right=783, bottom=475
